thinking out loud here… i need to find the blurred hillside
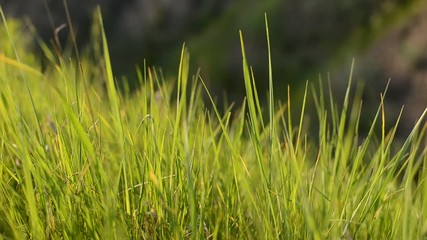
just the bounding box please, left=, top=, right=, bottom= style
left=1, top=0, right=426, bottom=133
left=335, top=1, right=427, bottom=134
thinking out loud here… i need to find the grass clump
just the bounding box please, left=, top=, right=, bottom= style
left=1, top=9, right=427, bottom=239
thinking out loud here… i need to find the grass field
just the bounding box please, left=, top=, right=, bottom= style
left=1, top=10, right=427, bottom=239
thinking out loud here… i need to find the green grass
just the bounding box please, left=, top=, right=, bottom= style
left=1, top=10, right=427, bottom=240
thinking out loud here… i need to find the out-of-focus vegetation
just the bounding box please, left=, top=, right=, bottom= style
left=0, top=1, right=422, bottom=93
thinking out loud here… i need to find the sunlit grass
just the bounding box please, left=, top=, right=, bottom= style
left=1, top=9, right=427, bottom=240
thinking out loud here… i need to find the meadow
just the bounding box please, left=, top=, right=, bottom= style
left=1, top=9, right=427, bottom=239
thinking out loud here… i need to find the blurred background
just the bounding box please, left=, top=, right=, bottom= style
left=1, top=0, right=427, bottom=135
